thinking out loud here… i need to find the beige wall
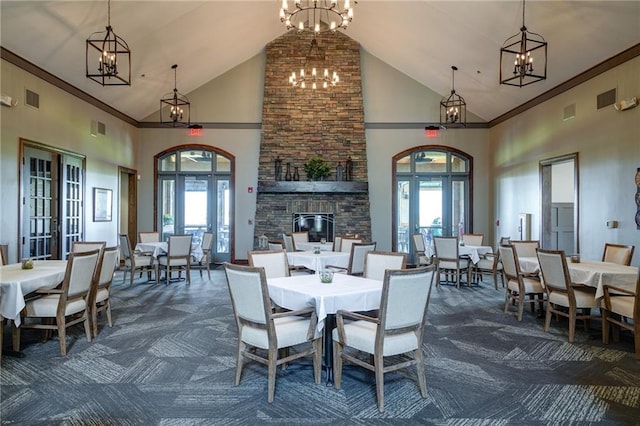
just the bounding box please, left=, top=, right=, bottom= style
left=490, top=56, right=640, bottom=266
left=0, top=60, right=137, bottom=263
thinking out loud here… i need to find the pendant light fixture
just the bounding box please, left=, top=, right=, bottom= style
left=289, top=38, right=339, bottom=89
left=500, top=0, right=547, bottom=87
left=439, top=66, right=466, bottom=129
left=86, top=0, right=131, bottom=86
left=160, top=65, right=190, bottom=127
left=280, top=0, right=354, bottom=34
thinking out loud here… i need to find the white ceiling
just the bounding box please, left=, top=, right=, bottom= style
left=1, top=1, right=638, bottom=123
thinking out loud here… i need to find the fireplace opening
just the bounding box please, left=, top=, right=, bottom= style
left=293, top=213, right=334, bottom=242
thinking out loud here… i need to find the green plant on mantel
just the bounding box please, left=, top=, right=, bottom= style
left=303, top=157, right=332, bottom=181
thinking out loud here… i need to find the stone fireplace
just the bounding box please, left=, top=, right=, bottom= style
left=254, top=30, right=371, bottom=244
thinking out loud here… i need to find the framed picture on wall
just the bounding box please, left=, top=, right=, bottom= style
left=93, top=187, right=112, bottom=222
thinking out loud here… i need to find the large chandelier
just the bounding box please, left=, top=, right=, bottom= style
left=280, top=0, right=354, bottom=34
left=85, top=0, right=131, bottom=86
left=499, top=0, right=547, bottom=87
left=160, top=65, right=190, bottom=127
left=440, top=66, right=466, bottom=128
left=289, top=38, right=339, bottom=89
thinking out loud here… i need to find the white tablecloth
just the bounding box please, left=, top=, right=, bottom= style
left=268, top=273, right=383, bottom=335
left=286, top=251, right=350, bottom=272
left=459, top=245, right=493, bottom=264
left=518, top=256, right=638, bottom=299
left=0, top=260, right=67, bottom=325
left=135, top=242, right=204, bottom=262
left=294, top=242, right=333, bottom=252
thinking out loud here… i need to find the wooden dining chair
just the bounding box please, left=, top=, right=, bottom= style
left=433, top=236, right=471, bottom=288
left=601, top=270, right=640, bottom=358
left=602, top=243, right=635, bottom=266
left=0, top=245, right=7, bottom=266
left=248, top=249, right=292, bottom=278
left=510, top=240, right=540, bottom=258
left=119, top=234, right=155, bottom=286
left=412, top=234, right=431, bottom=266
left=363, top=251, right=407, bottom=281
left=223, top=263, right=322, bottom=403
left=499, top=244, right=545, bottom=321
left=339, top=237, right=362, bottom=254
left=90, top=245, right=118, bottom=337
left=327, top=242, right=376, bottom=276
left=157, top=234, right=193, bottom=284
left=193, top=231, right=215, bottom=279
left=291, top=231, right=309, bottom=245
left=536, top=248, right=599, bottom=343
left=12, top=249, right=100, bottom=356
left=462, top=234, right=484, bottom=246
left=333, top=266, right=436, bottom=412
left=138, top=232, right=160, bottom=243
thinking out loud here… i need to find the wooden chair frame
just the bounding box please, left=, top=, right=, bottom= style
left=602, top=243, right=635, bottom=266
left=601, top=270, right=640, bottom=358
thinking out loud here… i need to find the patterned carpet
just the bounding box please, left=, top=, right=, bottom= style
left=1, top=267, right=639, bottom=425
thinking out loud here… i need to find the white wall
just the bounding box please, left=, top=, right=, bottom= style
left=491, top=56, right=640, bottom=265
left=0, top=60, right=137, bottom=263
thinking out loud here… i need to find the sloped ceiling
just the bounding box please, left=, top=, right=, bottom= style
left=1, top=1, right=638, bottom=123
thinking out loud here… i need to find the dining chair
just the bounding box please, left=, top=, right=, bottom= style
left=510, top=240, right=540, bottom=258
left=602, top=243, right=635, bottom=266
left=327, top=242, right=376, bottom=276
left=119, top=234, right=155, bottom=286
left=268, top=241, right=284, bottom=251
left=0, top=245, right=7, bottom=265
left=248, top=249, right=291, bottom=278
left=223, top=263, right=322, bottom=403
left=12, top=249, right=100, bottom=356
left=157, top=234, right=193, bottom=284
left=499, top=244, right=545, bottom=321
left=462, top=234, right=484, bottom=246
left=536, top=248, right=599, bottom=343
left=363, top=251, right=407, bottom=281
left=291, top=231, right=309, bottom=245
left=601, top=270, right=640, bottom=358
left=433, top=236, right=471, bottom=288
left=193, top=231, right=215, bottom=279
left=339, top=237, right=363, bottom=254
left=138, top=232, right=160, bottom=243
left=282, top=233, right=296, bottom=252
left=412, top=234, right=431, bottom=266
left=333, top=266, right=436, bottom=412
left=90, top=245, right=118, bottom=337
left=332, top=236, right=342, bottom=252
left=475, top=236, right=511, bottom=289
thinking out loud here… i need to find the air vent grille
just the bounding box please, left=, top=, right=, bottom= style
left=25, top=89, right=39, bottom=108
left=563, top=104, right=575, bottom=121
left=597, top=88, right=616, bottom=110
left=97, top=121, right=106, bottom=135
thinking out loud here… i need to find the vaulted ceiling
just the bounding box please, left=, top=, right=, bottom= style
left=1, top=1, right=638, bottom=123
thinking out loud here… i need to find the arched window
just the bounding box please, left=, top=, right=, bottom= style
left=156, top=146, right=234, bottom=263
left=393, top=146, right=473, bottom=263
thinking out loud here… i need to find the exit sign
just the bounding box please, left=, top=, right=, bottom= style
left=189, top=125, right=203, bottom=136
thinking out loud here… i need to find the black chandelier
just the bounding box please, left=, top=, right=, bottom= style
left=280, top=0, right=354, bottom=34
left=85, top=0, right=131, bottom=86
left=289, top=38, right=339, bottom=89
left=440, top=66, right=466, bottom=129
left=499, top=0, right=547, bottom=87
left=160, top=65, right=190, bottom=127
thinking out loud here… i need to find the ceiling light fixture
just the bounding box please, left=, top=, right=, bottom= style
left=160, top=64, right=190, bottom=127
left=280, top=0, right=354, bottom=34
left=85, top=0, right=131, bottom=86
left=440, top=66, right=466, bottom=129
left=289, top=38, right=339, bottom=89
left=499, top=0, right=547, bottom=87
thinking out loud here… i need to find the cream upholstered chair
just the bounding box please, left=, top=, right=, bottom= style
left=193, top=231, right=215, bottom=279
left=602, top=243, right=635, bottom=266
left=223, top=263, right=322, bottom=403
left=333, top=266, right=436, bottom=412
left=462, top=234, right=484, bottom=246
left=138, top=231, right=160, bottom=243
left=499, top=244, right=545, bottom=321
left=119, top=234, right=155, bottom=286
left=157, top=234, right=193, bottom=284
left=0, top=245, right=8, bottom=265
left=12, top=249, right=100, bottom=355
left=412, top=234, right=430, bottom=266
left=327, top=242, right=376, bottom=276
left=90, top=245, right=118, bottom=337
left=475, top=236, right=511, bottom=289
left=601, top=270, right=640, bottom=358
left=291, top=231, right=309, bottom=245
left=363, top=251, right=407, bottom=281
left=433, top=236, right=471, bottom=288
left=339, top=237, right=362, bottom=254
left=332, top=236, right=342, bottom=252
left=510, top=240, right=540, bottom=258
left=282, top=233, right=296, bottom=252
left=537, top=248, right=599, bottom=343
left=248, top=249, right=291, bottom=278
left=268, top=241, right=284, bottom=250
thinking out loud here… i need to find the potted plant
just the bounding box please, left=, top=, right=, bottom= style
left=303, top=157, right=331, bottom=181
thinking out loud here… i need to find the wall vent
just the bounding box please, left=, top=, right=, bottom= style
left=91, top=120, right=107, bottom=137
left=597, top=88, right=616, bottom=110
left=25, top=89, right=39, bottom=108
left=98, top=121, right=106, bottom=135
left=563, top=104, right=575, bottom=121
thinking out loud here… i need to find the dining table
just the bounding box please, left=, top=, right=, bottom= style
left=286, top=251, right=350, bottom=273
left=518, top=256, right=638, bottom=299
left=135, top=241, right=204, bottom=262
left=293, top=242, right=333, bottom=252
left=267, top=273, right=383, bottom=382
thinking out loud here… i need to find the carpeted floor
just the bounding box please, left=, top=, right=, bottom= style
left=1, top=267, right=639, bottom=425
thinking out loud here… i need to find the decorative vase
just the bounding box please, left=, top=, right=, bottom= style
left=274, top=156, right=283, bottom=181
left=293, top=166, right=300, bottom=181
left=285, top=162, right=292, bottom=181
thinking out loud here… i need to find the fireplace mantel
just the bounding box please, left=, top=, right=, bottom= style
left=258, top=181, right=368, bottom=193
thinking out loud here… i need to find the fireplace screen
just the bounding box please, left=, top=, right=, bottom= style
left=293, top=213, right=334, bottom=242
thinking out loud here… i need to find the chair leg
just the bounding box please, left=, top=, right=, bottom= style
left=582, top=308, right=591, bottom=332
left=568, top=308, right=576, bottom=343
left=57, top=315, right=67, bottom=356
left=313, top=338, right=322, bottom=384
left=503, top=289, right=511, bottom=314
left=517, top=292, right=525, bottom=321
left=544, top=305, right=552, bottom=332
left=333, top=341, right=344, bottom=389
left=106, top=301, right=113, bottom=328
left=11, top=321, right=20, bottom=352
left=234, top=341, right=245, bottom=386
left=415, top=349, right=427, bottom=398
left=374, top=353, right=385, bottom=413
left=267, top=347, right=277, bottom=403
left=91, top=305, right=98, bottom=338
left=83, top=313, right=92, bottom=344
left=602, top=311, right=610, bottom=344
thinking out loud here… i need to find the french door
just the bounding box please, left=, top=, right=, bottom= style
left=21, top=143, right=84, bottom=260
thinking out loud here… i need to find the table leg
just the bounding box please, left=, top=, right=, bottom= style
left=323, top=314, right=335, bottom=384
